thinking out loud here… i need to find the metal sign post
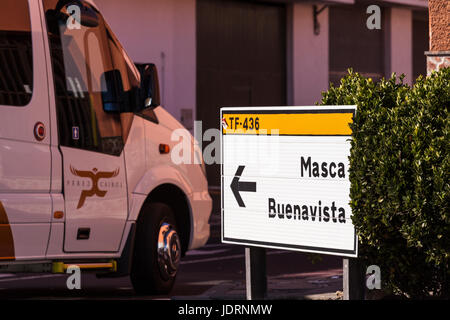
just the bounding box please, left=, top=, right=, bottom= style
left=245, top=247, right=267, bottom=300
left=343, top=258, right=365, bottom=300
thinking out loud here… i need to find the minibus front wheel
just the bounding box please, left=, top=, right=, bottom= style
left=131, top=202, right=180, bottom=295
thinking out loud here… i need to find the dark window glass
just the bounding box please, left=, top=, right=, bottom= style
left=0, top=0, right=33, bottom=106
left=44, top=0, right=126, bottom=156
left=412, top=11, right=429, bottom=81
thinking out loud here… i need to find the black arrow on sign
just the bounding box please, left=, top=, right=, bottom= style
left=231, top=165, right=256, bottom=208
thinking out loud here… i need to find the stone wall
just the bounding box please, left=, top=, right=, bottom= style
left=426, top=1, right=449, bottom=74
left=426, top=52, right=450, bottom=74
left=428, top=0, right=449, bottom=51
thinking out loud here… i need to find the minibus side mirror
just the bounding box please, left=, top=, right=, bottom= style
left=101, top=69, right=124, bottom=113
left=135, top=63, right=161, bottom=109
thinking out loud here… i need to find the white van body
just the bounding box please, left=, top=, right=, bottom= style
left=0, top=0, right=211, bottom=293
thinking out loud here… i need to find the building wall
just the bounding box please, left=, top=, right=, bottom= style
left=96, top=0, right=331, bottom=121
left=290, top=3, right=329, bottom=106
left=95, top=0, right=196, bottom=124
left=388, top=7, right=413, bottom=84
left=93, top=0, right=428, bottom=124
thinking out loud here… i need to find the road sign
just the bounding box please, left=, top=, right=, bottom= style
left=221, top=106, right=358, bottom=257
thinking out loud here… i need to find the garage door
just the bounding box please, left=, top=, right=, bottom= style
left=197, top=0, right=287, bottom=187
left=329, top=5, right=384, bottom=85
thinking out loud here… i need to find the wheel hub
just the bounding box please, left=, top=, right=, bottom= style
left=157, top=222, right=181, bottom=280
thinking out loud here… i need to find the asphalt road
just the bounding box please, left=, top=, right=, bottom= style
left=0, top=194, right=343, bottom=300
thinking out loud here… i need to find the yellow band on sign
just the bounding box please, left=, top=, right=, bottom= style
left=222, top=111, right=354, bottom=136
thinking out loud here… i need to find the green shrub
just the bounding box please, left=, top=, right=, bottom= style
left=320, top=68, right=449, bottom=298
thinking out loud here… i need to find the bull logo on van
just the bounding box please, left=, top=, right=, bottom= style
left=70, top=166, right=120, bottom=209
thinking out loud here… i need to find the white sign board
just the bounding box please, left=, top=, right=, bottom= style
left=221, top=106, right=358, bottom=257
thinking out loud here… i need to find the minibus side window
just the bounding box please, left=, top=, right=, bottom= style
left=44, top=0, right=125, bottom=156
left=0, top=0, right=33, bottom=107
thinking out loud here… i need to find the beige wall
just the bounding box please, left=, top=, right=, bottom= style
left=95, top=0, right=196, bottom=123
left=388, top=7, right=413, bottom=84
left=290, top=3, right=329, bottom=106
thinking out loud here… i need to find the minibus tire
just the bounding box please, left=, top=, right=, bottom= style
left=131, top=202, right=181, bottom=295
